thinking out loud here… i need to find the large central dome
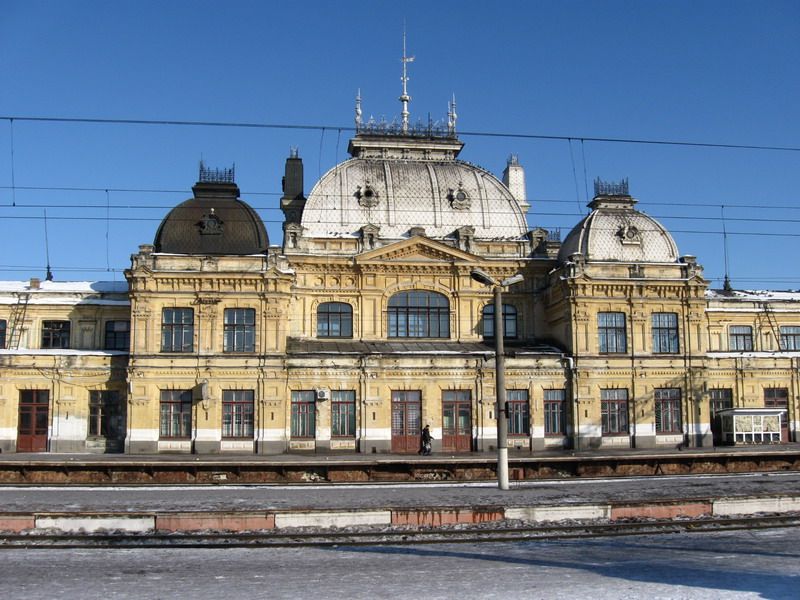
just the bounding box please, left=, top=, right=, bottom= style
left=299, top=129, right=529, bottom=241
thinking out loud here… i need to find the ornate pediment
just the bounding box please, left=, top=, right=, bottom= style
left=356, top=237, right=477, bottom=265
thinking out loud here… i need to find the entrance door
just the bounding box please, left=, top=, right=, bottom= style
left=709, top=389, right=733, bottom=446
left=17, top=390, right=49, bottom=452
left=391, top=391, right=421, bottom=453
left=442, top=390, right=472, bottom=452
left=764, top=388, right=789, bottom=442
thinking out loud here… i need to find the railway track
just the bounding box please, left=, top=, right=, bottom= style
left=2, top=514, right=799, bottom=549
left=1, top=448, right=798, bottom=484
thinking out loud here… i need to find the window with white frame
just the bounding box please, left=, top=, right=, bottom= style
left=543, top=389, right=566, bottom=436
left=291, top=390, right=316, bottom=438
left=729, top=325, right=753, bottom=351
left=780, top=326, right=800, bottom=350
left=161, top=308, right=194, bottom=352
left=223, top=308, right=255, bottom=352
left=598, top=312, right=627, bottom=353
left=222, top=390, right=254, bottom=438
left=331, top=390, right=356, bottom=437
left=652, top=312, right=679, bottom=353
left=159, top=390, right=192, bottom=438
left=601, top=389, right=628, bottom=435
left=507, top=389, right=530, bottom=436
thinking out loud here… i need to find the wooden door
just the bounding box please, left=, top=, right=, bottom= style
left=391, top=391, right=421, bottom=453
left=442, top=390, right=472, bottom=452
left=764, top=389, right=789, bottom=442
left=17, top=390, right=49, bottom=452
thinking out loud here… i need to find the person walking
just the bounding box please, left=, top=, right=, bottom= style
left=419, top=424, right=433, bottom=456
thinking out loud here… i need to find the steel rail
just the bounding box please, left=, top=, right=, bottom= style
left=1, top=514, right=799, bottom=549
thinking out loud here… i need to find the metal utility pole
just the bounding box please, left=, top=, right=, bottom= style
left=471, top=268, right=523, bottom=491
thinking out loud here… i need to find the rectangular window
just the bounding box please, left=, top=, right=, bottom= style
left=652, top=312, right=679, bottom=353
left=709, top=388, right=733, bottom=415
left=159, top=390, right=192, bottom=438
left=655, top=388, right=682, bottom=434
left=764, top=387, right=788, bottom=431
left=543, top=389, right=567, bottom=436
left=222, top=390, right=254, bottom=438
left=598, top=312, right=627, bottom=353
left=507, top=389, right=530, bottom=436
left=331, top=390, right=356, bottom=437
left=0, top=319, right=5, bottom=349
left=41, top=320, right=70, bottom=349
left=161, top=308, right=194, bottom=352
left=601, top=389, right=628, bottom=435
left=104, top=320, right=130, bottom=351
left=780, top=326, right=800, bottom=351
left=729, top=325, right=753, bottom=351
left=223, top=308, right=255, bottom=352
left=291, top=390, right=316, bottom=438
left=317, top=303, right=353, bottom=338
left=88, top=390, right=122, bottom=438
left=482, top=304, right=518, bottom=339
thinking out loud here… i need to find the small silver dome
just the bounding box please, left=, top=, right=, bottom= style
left=558, top=195, right=679, bottom=264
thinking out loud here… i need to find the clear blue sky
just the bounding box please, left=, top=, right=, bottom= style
left=1, top=0, right=798, bottom=289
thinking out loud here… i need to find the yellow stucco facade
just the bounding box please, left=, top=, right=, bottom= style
left=0, top=130, right=796, bottom=454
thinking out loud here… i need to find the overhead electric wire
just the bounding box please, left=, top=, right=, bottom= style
left=2, top=115, right=800, bottom=152
left=2, top=114, right=798, bottom=286
left=5, top=204, right=800, bottom=227
left=4, top=184, right=800, bottom=213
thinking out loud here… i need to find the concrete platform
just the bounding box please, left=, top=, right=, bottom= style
left=1, top=471, right=799, bottom=534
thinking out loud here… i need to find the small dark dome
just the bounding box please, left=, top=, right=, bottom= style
left=153, top=181, right=268, bottom=255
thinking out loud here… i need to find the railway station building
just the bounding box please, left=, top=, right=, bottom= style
left=0, top=96, right=795, bottom=455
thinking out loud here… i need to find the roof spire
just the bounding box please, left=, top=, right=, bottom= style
left=400, top=26, right=414, bottom=134
left=448, top=94, right=457, bottom=134
left=355, top=89, right=362, bottom=129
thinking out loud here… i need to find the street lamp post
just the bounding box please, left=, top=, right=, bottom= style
left=471, top=268, right=524, bottom=491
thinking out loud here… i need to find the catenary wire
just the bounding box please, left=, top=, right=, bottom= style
left=2, top=115, right=799, bottom=152
left=3, top=186, right=800, bottom=213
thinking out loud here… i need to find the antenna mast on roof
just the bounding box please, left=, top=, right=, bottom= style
left=400, top=26, right=414, bottom=134
left=43, top=209, right=53, bottom=281
left=721, top=205, right=732, bottom=291
left=448, top=94, right=457, bottom=134
left=355, top=89, right=362, bottom=129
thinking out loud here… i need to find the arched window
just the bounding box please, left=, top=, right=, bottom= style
left=482, top=303, right=518, bottom=339
left=317, top=302, right=353, bottom=338
left=388, top=291, right=449, bottom=338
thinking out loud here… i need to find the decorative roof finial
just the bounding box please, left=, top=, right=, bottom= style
left=400, top=26, right=414, bottom=134
left=448, top=94, right=457, bottom=134
left=355, top=89, right=362, bottom=129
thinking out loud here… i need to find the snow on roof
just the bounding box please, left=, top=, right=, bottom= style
left=0, top=349, right=129, bottom=356
left=706, top=289, right=800, bottom=302
left=707, top=351, right=800, bottom=359
left=0, top=280, right=129, bottom=306
left=0, top=280, right=128, bottom=294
